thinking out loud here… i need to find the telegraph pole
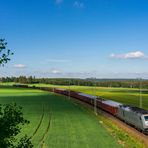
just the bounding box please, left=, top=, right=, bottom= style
left=68, top=79, right=71, bottom=100
left=139, top=78, right=142, bottom=108
left=94, top=80, right=97, bottom=115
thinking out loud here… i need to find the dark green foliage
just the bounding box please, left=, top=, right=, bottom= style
left=0, top=39, right=32, bottom=147
left=0, top=39, right=13, bottom=66
left=16, top=136, right=33, bottom=148
left=0, top=104, right=33, bottom=148
left=1, top=76, right=148, bottom=89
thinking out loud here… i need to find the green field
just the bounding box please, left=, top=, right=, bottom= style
left=0, top=86, right=122, bottom=148
left=32, top=84, right=148, bottom=110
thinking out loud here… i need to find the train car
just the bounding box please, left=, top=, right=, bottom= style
left=53, top=88, right=65, bottom=94
left=117, top=105, right=148, bottom=133
left=76, top=93, right=97, bottom=105
left=53, top=88, right=69, bottom=96
left=69, top=91, right=80, bottom=99
left=97, top=100, right=122, bottom=115
left=53, top=89, right=96, bottom=105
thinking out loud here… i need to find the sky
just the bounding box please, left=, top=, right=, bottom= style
left=0, top=0, right=148, bottom=78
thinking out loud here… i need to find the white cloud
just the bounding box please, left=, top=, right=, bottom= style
left=33, top=69, right=96, bottom=78
left=51, top=69, right=62, bottom=74
left=13, top=64, right=26, bottom=68
left=55, top=0, right=63, bottom=5
left=110, top=51, right=148, bottom=59
left=35, top=68, right=63, bottom=75
left=73, top=1, right=84, bottom=8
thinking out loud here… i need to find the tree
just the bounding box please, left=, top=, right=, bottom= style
left=18, top=76, right=28, bottom=84
left=0, top=104, right=33, bottom=148
left=0, top=39, right=33, bottom=147
left=0, top=39, right=13, bottom=66
left=17, top=135, right=33, bottom=148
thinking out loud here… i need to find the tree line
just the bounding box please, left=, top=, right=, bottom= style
left=1, top=76, right=148, bottom=89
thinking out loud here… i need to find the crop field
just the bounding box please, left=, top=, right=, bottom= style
left=32, top=84, right=148, bottom=110
left=0, top=86, right=122, bottom=148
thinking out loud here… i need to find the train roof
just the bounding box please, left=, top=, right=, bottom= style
left=54, top=88, right=66, bottom=91
left=121, top=105, right=148, bottom=115
left=78, top=93, right=97, bottom=99
left=102, top=100, right=122, bottom=107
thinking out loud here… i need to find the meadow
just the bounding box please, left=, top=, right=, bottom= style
left=0, top=86, right=122, bottom=148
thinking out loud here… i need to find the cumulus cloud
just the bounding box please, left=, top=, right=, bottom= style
left=13, top=64, right=26, bottom=68
left=110, top=51, right=148, bottom=59
left=73, top=1, right=84, bottom=8
left=55, top=0, right=63, bottom=5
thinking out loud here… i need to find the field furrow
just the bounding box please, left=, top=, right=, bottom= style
left=31, top=105, right=45, bottom=139
left=40, top=109, right=52, bottom=148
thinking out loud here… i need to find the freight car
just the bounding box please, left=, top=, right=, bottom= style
left=75, top=92, right=96, bottom=105
left=53, top=88, right=69, bottom=95
left=53, top=89, right=121, bottom=115
left=97, top=100, right=122, bottom=115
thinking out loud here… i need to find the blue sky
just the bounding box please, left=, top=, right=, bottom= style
left=1, top=0, right=148, bottom=78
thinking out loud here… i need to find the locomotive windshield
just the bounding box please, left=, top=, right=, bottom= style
left=144, top=116, right=148, bottom=121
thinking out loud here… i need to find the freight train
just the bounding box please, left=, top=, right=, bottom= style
left=13, top=84, right=148, bottom=134
left=52, top=88, right=148, bottom=134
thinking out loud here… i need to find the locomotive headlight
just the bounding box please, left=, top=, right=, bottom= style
left=144, top=115, right=148, bottom=126
left=145, top=121, right=148, bottom=126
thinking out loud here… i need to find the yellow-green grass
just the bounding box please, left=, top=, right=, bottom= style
left=0, top=86, right=122, bottom=148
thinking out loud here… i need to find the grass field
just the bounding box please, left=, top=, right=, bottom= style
left=32, top=84, right=148, bottom=110
left=0, top=86, right=122, bottom=148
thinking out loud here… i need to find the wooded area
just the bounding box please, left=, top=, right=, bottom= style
left=1, top=76, right=148, bottom=89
